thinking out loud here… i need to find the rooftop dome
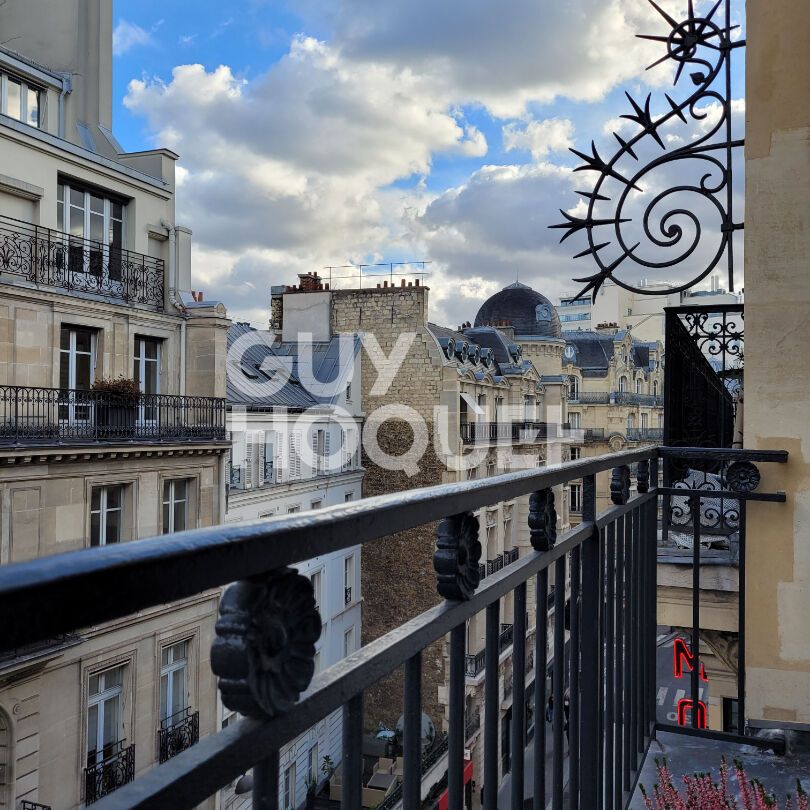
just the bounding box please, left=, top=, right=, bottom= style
left=474, top=281, right=562, bottom=338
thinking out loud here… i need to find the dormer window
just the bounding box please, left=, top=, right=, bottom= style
left=1, top=71, right=41, bottom=128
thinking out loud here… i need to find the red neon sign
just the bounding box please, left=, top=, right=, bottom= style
left=673, top=638, right=707, bottom=681
left=677, top=698, right=708, bottom=728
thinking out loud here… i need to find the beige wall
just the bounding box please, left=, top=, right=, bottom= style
left=743, top=0, right=810, bottom=725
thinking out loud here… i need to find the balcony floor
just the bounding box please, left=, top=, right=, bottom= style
left=629, top=730, right=810, bottom=808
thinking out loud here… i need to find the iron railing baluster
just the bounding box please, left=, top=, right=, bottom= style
left=534, top=569, right=548, bottom=810
left=403, top=652, right=422, bottom=810
left=483, top=602, right=500, bottom=810
left=551, top=554, right=566, bottom=810
left=569, top=543, right=581, bottom=810
left=252, top=750, right=280, bottom=810
left=448, top=625, right=465, bottom=810
left=614, top=514, right=625, bottom=810
left=342, top=694, right=363, bottom=810
left=622, top=511, right=633, bottom=793
left=511, top=582, right=527, bottom=810
left=690, top=494, right=702, bottom=729
left=605, top=520, right=616, bottom=810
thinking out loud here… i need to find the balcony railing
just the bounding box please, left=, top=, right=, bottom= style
left=229, top=466, right=244, bottom=490
left=627, top=428, right=664, bottom=442
left=583, top=427, right=605, bottom=441
left=499, top=623, right=514, bottom=652
left=344, top=585, right=352, bottom=605
left=0, top=386, right=226, bottom=446
left=0, top=445, right=788, bottom=810
left=84, top=740, right=135, bottom=804
left=613, top=392, right=664, bottom=407
left=460, top=421, right=568, bottom=444
left=21, top=802, right=51, bottom=810
left=569, top=391, right=610, bottom=404
left=0, top=215, right=165, bottom=309
left=465, top=649, right=486, bottom=677
left=158, top=708, right=200, bottom=764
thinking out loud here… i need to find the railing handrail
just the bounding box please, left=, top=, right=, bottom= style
left=0, top=384, right=225, bottom=406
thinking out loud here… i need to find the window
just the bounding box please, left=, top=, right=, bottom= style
left=346, top=381, right=352, bottom=401
left=134, top=337, right=161, bottom=424
left=570, top=483, right=582, bottom=513
left=523, top=395, right=534, bottom=421
left=283, top=762, right=296, bottom=810
left=722, top=697, right=740, bottom=733
left=343, top=627, right=355, bottom=657
left=467, top=466, right=477, bottom=481
left=486, top=459, right=496, bottom=477
left=91, top=485, right=123, bottom=546
left=619, top=376, right=628, bottom=393
left=636, top=378, right=642, bottom=394
left=568, top=376, right=580, bottom=400
left=570, top=446, right=581, bottom=461
left=310, top=570, right=322, bottom=611
left=87, top=666, right=124, bottom=766
left=344, top=555, right=354, bottom=604
left=311, top=499, right=323, bottom=510
left=627, top=414, right=636, bottom=430
left=344, top=492, right=354, bottom=502
left=308, top=743, right=319, bottom=787
left=313, top=650, right=321, bottom=674
left=569, top=412, right=581, bottom=429
left=1, top=71, right=41, bottom=127
left=59, top=326, right=95, bottom=422
left=503, top=504, right=513, bottom=548
left=495, top=396, right=504, bottom=423
left=653, top=380, right=659, bottom=396
left=641, top=413, right=648, bottom=429
left=160, top=641, right=189, bottom=725
left=57, top=181, right=125, bottom=275
left=163, top=479, right=188, bottom=533
left=287, top=504, right=301, bottom=514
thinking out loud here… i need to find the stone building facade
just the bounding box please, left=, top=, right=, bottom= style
left=0, top=3, right=229, bottom=807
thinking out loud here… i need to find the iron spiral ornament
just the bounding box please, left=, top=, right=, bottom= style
left=551, top=0, right=744, bottom=300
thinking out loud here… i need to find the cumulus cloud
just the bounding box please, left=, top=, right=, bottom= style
left=503, top=118, right=574, bottom=161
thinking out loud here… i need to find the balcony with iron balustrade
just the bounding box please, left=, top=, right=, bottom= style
left=0, top=214, right=165, bottom=310
left=84, top=739, right=135, bottom=805
left=0, top=386, right=227, bottom=448
left=158, top=707, right=200, bottom=764
left=460, top=420, right=571, bottom=445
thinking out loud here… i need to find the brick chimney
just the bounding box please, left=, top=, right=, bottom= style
left=297, top=272, right=322, bottom=292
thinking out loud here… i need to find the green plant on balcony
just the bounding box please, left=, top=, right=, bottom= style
left=641, top=758, right=808, bottom=810
left=91, top=377, right=141, bottom=438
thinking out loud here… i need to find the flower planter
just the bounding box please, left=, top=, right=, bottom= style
left=95, top=398, right=138, bottom=439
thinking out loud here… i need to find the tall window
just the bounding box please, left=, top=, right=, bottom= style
left=641, top=413, right=649, bottom=429
left=283, top=763, right=296, bottom=810
left=570, top=446, right=581, bottom=461
left=162, top=480, right=188, bottom=533
left=134, top=337, right=160, bottom=424
left=87, top=666, right=124, bottom=766
left=57, top=181, right=125, bottom=278
left=60, top=326, right=95, bottom=423
left=636, top=378, right=642, bottom=394
left=310, top=570, right=322, bottom=611
left=0, top=71, right=41, bottom=127
left=570, top=483, right=582, bottom=513
left=343, top=627, right=355, bottom=657
left=653, top=380, right=659, bottom=396
left=91, top=485, right=122, bottom=546
left=568, top=376, right=580, bottom=401
left=619, top=376, right=628, bottom=393
left=627, top=413, right=636, bottom=430
left=344, top=555, right=354, bottom=604
left=569, top=412, right=581, bottom=429
left=160, top=641, right=189, bottom=725
left=308, top=743, right=319, bottom=786
left=346, top=381, right=352, bottom=401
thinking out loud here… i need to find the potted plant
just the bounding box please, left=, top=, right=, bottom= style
left=305, top=774, right=317, bottom=809
left=321, top=755, right=335, bottom=797
left=91, top=377, right=141, bottom=438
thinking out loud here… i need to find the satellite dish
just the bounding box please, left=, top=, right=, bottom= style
left=395, top=713, right=436, bottom=753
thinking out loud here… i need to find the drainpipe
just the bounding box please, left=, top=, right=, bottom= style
left=162, top=219, right=188, bottom=395
left=58, top=74, right=72, bottom=139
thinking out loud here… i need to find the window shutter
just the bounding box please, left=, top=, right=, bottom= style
left=289, top=431, right=302, bottom=480
left=265, top=433, right=275, bottom=484
left=256, top=432, right=266, bottom=485
left=275, top=432, right=283, bottom=483
left=245, top=434, right=254, bottom=488
left=324, top=430, right=331, bottom=474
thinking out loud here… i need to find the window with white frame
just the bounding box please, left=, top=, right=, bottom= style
left=569, top=376, right=580, bottom=400
left=90, top=485, right=123, bottom=546
left=344, top=555, right=354, bottom=604
left=311, top=499, right=323, bottom=510
left=641, top=413, right=648, bottom=429
left=87, top=666, right=124, bottom=766
left=619, top=376, right=628, bottom=393
left=467, top=466, right=477, bottom=481
left=162, top=479, right=188, bottom=533
left=287, top=504, right=301, bottom=514
left=134, top=336, right=161, bottom=424
left=308, top=742, right=319, bottom=786
left=570, top=446, right=581, bottom=461
left=310, top=570, right=322, bottom=612
left=636, top=378, right=642, bottom=394
left=503, top=504, right=513, bottom=548
left=1, top=71, right=41, bottom=127
left=569, top=412, right=581, bottom=429
left=344, top=492, right=354, bottom=502
left=653, top=380, right=659, bottom=396
left=486, top=509, right=497, bottom=549
left=160, top=640, right=189, bottom=726
left=570, top=483, right=582, bottom=513
left=283, top=762, right=296, bottom=810
left=59, top=325, right=96, bottom=423
left=343, top=626, right=355, bottom=657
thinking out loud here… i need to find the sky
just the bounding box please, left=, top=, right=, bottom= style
left=111, top=0, right=745, bottom=329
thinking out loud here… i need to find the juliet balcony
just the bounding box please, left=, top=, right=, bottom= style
left=0, top=385, right=227, bottom=447
left=0, top=215, right=165, bottom=309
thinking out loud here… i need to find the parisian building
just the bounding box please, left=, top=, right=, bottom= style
left=0, top=3, right=229, bottom=807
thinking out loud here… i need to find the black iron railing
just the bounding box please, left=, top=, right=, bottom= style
left=460, top=421, right=568, bottom=444
left=627, top=428, right=664, bottom=442
left=0, top=446, right=787, bottom=810
left=571, top=392, right=611, bottom=404
left=465, top=710, right=481, bottom=739
left=486, top=554, right=504, bottom=576
left=499, top=623, right=514, bottom=652
left=158, top=708, right=200, bottom=764
left=21, top=801, right=51, bottom=810
left=612, top=392, right=664, bottom=407
left=0, top=214, right=165, bottom=308
left=344, top=586, right=352, bottom=605
left=0, top=386, right=226, bottom=445
left=583, top=428, right=605, bottom=441
left=84, top=741, right=135, bottom=804
left=465, top=649, right=486, bottom=677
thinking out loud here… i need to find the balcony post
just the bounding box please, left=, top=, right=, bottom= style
left=578, top=474, right=599, bottom=810
left=252, top=749, right=280, bottom=810
left=483, top=601, right=500, bottom=810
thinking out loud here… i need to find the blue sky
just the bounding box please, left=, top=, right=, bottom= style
left=112, top=0, right=745, bottom=327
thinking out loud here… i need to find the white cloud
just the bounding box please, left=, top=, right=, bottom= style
left=113, top=20, right=153, bottom=55
left=503, top=118, right=574, bottom=161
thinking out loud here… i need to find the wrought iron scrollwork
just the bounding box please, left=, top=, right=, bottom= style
left=212, top=568, right=322, bottom=718
left=611, top=465, right=632, bottom=505
left=434, top=512, right=482, bottom=600
left=726, top=460, right=760, bottom=492
left=529, top=488, right=557, bottom=551
left=551, top=0, right=744, bottom=299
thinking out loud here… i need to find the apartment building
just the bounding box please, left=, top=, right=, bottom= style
left=0, top=3, right=229, bottom=807
left=224, top=321, right=364, bottom=810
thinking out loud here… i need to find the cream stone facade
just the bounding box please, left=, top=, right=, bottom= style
left=743, top=0, right=810, bottom=728
left=0, top=2, right=229, bottom=807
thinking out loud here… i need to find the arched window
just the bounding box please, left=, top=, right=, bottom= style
left=653, top=380, right=659, bottom=396
left=569, top=376, right=580, bottom=401
left=636, top=378, right=642, bottom=394
left=619, top=376, right=628, bottom=393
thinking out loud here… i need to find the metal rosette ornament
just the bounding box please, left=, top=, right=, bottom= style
left=551, top=0, right=744, bottom=300
left=212, top=568, right=322, bottom=718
